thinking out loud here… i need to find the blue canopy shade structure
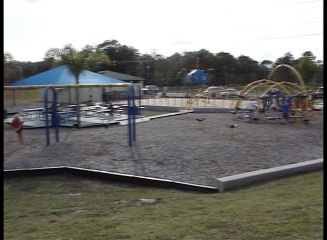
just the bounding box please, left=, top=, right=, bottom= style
left=8, top=65, right=128, bottom=86
left=186, top=69, right=210, bottom=83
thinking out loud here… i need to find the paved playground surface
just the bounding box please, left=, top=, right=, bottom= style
left=4, top=105, right=323, bottom=188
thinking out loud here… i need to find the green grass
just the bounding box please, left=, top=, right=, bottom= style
left=4, top=122, right=11, bottom=129
left=4, top=89, right=40, bottom=102
left=141, top=110, right=170, bottom=117
left=4, top=170, right=323, bottom=239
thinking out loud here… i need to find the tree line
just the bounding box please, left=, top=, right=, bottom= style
left=4, top=39, right=324, bottom=88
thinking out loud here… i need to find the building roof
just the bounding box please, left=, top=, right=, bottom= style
left=98, top=70, right=144, bottom=82
left=8, top=65, right=128, bottom=86
left=186, top=69, right=210, bottom=83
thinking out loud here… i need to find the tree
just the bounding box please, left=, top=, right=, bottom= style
left=97, top=40, right=140, bottom=75
left=45, top=44, right=110, bottom=128
left=302, top=51, right=316, bottom=61
left=259, top=60, right=274, bottom=79
left=294, top=52, right=317, bottom=87
left=214, top=52, right=238, bottom=86
left=206, top=68, right=216, bottom=86
left=273, top=52, right=297, bottom=82
left=4, top=53, right=23, bottom=84
left=165, top=53, right=185, bottom=86
left=313, top=61, right=324, bottom=86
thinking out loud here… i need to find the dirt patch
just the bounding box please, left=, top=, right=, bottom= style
left=4, top=107, right=323, bottom=188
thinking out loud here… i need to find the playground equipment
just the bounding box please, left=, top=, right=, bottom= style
left=183, top=88, right=209, bottom=111
left=183, top=86, right=231, bottom=111
left=231, top=64, right=315, bottom=124
left=183, top=64, right=210, bottom=111
left=4, top=83, right=143, bottom=146
left=127, top=84, right=143, bottom=146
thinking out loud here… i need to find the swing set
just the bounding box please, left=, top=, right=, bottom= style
left=4, top=83, right=142, bottom=146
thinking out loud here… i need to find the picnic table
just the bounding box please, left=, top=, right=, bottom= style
left=38, top=109, right=76, bottom=123
left=57, top=110, right=77, bottom=122
left=81, top=105, right=108, bottom=116
left=112, top=104, right=145, bottom=115
left=21, top=108, right=44, bottom=120
left=67, top=104, right=86, bottom=111
left=96, top=109, right=113, bottom=118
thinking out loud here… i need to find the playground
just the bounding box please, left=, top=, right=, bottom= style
left=4, top=64, right=323, bottom=191
left=4, top=107, right=323, bottom=188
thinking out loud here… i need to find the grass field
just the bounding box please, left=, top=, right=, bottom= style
left=4, top=89, right=40, bottom=102
left=4, top=170, right=323, bottom=239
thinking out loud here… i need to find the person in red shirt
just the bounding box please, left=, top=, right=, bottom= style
left=11, top=114, right=24, bottom=144
left=301, top=101, right=307, bottom=111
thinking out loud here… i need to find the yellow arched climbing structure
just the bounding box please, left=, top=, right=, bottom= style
left=183, top=88, right=209, bottom=111
left=233, top=64, right=315, bottom=121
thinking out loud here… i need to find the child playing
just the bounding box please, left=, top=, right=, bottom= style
left=280, top=100, right=290, bottom=124
left=11, top=114, right=24, bottom=143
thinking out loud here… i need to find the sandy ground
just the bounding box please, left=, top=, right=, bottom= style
left=4, top=102, right=323, bottom=188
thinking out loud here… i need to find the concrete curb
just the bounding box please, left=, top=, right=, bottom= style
left=143, top=105, right=180, bottom=112
left=193, top=107, right=230, bottom=113
left=4, top=158, right=323, bottom=193
left=119, top=117, right=151, bottom=125
left=216, top=158, right=323, bottom=192
left=4, top=166, right=218, bottom=193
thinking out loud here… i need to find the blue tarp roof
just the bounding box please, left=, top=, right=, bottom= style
left=8, top=65, right=128, bottom=86
left=186, top=69, right=209, bottom=83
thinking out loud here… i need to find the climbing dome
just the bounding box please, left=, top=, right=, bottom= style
left=232, top=64, right=315, bottom=121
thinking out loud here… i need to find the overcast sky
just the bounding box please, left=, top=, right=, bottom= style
left=4, top=0, right=323, bottom=63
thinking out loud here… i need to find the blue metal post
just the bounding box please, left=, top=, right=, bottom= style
left=132, top=87, right=136, bottom=141
left=127, top=85, right=133, bottom=146
left=138, top=85, right=142, bottom=116
left=53, top=90, right=59, bottom=142
left=127, top=84, right=138, bottom=146
left=44, top=86, right=59, bottom=146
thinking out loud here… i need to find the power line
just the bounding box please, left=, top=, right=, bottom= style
left=283, top=0, right=322, bottom=5
left=258, top=32, right=323, bottom=41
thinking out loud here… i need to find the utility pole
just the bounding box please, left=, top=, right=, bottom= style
left=146, top=64, right=150, bottom=85
left=224, top=66, right=227, bottom=86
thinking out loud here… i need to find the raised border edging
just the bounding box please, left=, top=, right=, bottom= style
left=144, top=105, right=180, bottom=112
left=193, top=107, right=230, bottom=113
left=4, top=158, right=323, bottom=193
left=216, top=158, right=323, bottom=193
left=4, top=166, right=218, bottom=193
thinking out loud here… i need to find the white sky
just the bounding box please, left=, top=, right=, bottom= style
left=4, top=0, right=323, bottom=63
